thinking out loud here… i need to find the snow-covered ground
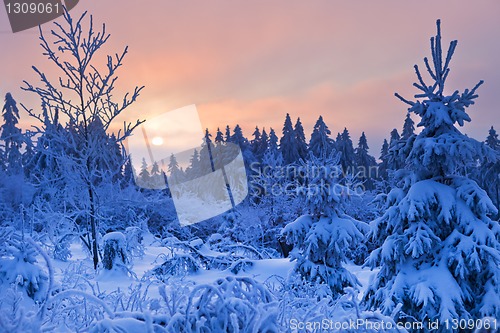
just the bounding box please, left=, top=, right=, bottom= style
left=0, top=234, right=381, bottom=332
left=52, top=235, right=376, bottom=300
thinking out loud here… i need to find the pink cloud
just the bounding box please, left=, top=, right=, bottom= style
left=2, top=1, right=498, bottom=155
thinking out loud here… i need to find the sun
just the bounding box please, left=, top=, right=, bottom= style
left=151, top=136, right=164, bottom=146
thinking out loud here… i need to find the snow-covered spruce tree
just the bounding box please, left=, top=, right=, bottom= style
left=280, top=113, right=299, bottom=165
left=268, top=128, right=279, bottom=156
left=251, top=126, right=263, bottom=161
left=388, top=114, right=417, bottom=182
left=485, top=126, right=499, bottom=151
left=230, top=124, right=255, bottom=169
left=167, top=154, right=184, bottom=184
left=121, top=156, right=135, bottom=187
left=365, top=20, right=500, bottom=325
left=215, top=127, right=224, bottom=145
left=230, top=124, right=250, bottom=153
left=256, top=128, right=269, bottom=163
left=199, top=129, right=219, bottom=174
left=336, top=127, right=356, bottom=174
left=1, top=93, right=24, bottom=174
left=294, top=117, right=308, bottom=162
left=399, top=113, right=416, bottom=164
left=477, top=127, right=500, bottom=220
left=378, top=138, right=390, bottom=181
left=0, top=93, right=33, bottom=225
left=0, top=228, right=49, bottom=302
left=386, top=128, right=403, bottom=172
left=308, top=115, right=334, bottom=159
left=22, top=10, right=143, bottom=269
left=388, top=128, right=400, bottom=146
left=139, top=158, right=151, bottom=186
left=481, top=126, right=500, bottom=205
left=149, top=161, right=162, bottom=187
left=355, top=132, right=377, bottom=190
left=401, top=113, right=415, bottom=140
left=224, top=125, right=231, bottom=142
left=281, top=151, right=367, bottom=295
left=185, top=148, right=200, bottom=179
left=211, top=128, right=229, bottom=174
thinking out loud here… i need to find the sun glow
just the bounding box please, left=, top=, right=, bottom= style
left=151, top=136, right=164, bottom=146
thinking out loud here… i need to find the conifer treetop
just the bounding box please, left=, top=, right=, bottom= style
left=395, top=20, right=483, bottom=134
left=486, top=126, right=499, bottom=151
left=394, top=20, right=492, bottom=178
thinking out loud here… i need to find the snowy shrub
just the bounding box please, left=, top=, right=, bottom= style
left=60, top=261, right=96, bottom=292
left=157, top=281, right=193, bottom=317
left=0, top=229, right=49, bottom=302
left=366, top=20, right=500, bottom=327
left=266, top=274, right=406, bottom=333
left=0, top=231, right=56, bottom=332
left=102, top=283, right=152, bottom=313
left=228, top=258, right=254, bottom=274
left=222, top=243, right=265, bottom=260
left=160, top=238, right=216, bottom=269
left=53, top=232, right=73, bottom=262
left=28, top=199, right=75, bottom=262
left=125, top=226, right=144, bottom=259
left=47, top=278, right=155, bottom=332
left=207, top=232, right=223, bottom=245
left=89, top=317, right=155, bottom=333
left=45, top=289, right=115, bottom=332
left=150, top=254, right=201, bottom=281
left=167, top=276, right=278, bottom=333
left=160, top=237, right=262, bottom=272
left=79, top=277, right=278, bottom=332
left=102, top=232, right=129, bottom=271
left=0, top=286, right=42, bottom=333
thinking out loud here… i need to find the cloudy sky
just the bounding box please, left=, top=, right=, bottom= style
left=1, top=1, right=499, bottom=155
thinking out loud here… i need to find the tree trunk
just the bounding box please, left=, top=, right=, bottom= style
left=88, top=182, right=99, bottom=269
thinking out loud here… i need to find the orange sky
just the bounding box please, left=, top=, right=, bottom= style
left=1, top=1, right=499, bottom=155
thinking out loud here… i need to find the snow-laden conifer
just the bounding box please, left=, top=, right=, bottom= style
left=365, top=20, right=500, bottom=325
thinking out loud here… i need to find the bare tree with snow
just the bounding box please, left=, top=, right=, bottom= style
left=22, top=9, right=144, bottom=269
